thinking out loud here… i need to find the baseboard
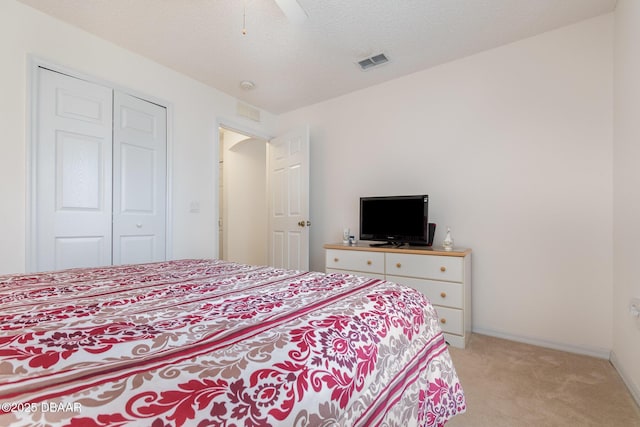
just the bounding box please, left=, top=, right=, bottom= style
left=472, top=328, right=611, bottom=359
left=610, top=350, right=640, bottom=408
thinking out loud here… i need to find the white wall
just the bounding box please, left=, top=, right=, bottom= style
left=278, top=15, right=614, bottom=355
left=0, top=0, right=276, bottom=274
left=613, top=0, right=640, bottom=405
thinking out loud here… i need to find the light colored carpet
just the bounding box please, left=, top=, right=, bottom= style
left=446, top=334, right=640, bottom=427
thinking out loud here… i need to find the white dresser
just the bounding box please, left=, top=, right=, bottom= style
left=324, top=243, right=472, bottom=349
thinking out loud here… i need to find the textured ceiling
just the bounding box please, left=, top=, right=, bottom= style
left=18, top=0, right=616, bottom=114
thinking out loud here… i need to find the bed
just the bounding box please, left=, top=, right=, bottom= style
left=0, top=259, right=465, bottom=426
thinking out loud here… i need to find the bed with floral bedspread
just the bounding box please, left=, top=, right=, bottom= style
left=0, top=259, right=465, bottom=426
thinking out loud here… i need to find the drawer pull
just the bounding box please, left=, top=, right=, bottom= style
left=334, top=258, right=339, bottom=263
left=367, top=260, right=372, bottom=266
left=440, top=318, right=447, bottom=324
left=440, top=266, right=447, bottom=272
left=396, top=263, right=401, bottom=268
left=440, top=292, right=447, bottom=298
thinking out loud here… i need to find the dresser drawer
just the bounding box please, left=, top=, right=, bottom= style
left=387, top=275, right=463, bottom=309
left=325, top=249, right=385, bottom=275
left=432, top=306, right=463, bottom=335
left=386, top=253, right=463, bottom=282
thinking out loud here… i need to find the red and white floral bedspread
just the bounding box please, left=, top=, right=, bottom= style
left=0, top=259, right=465, bottom=426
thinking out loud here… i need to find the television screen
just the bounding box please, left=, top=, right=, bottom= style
left=359, top=195, right=429, bottom=246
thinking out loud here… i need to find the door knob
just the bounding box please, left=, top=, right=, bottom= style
left=298, top=220, right=311, bottom=227
left=136, top=223, right=142, bottom=228
left=298, top=221, right=305, bottom=227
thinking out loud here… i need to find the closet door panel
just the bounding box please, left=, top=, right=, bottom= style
left=112, top=92, right=167, bottom=265
left=55, top=237, right=104, bottom=270
left=56, top=133, right=103, bottom=210
left=35, top=68, right=113, bottom=271
left=119, top=235, right=156, bottom=265
left=120, top=144, right=154, bottom=212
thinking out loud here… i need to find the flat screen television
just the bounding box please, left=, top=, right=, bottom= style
left=359, top=194, right=431, bottom=247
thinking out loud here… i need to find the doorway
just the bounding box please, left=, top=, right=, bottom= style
left=218, top=127, right=268, bottom=265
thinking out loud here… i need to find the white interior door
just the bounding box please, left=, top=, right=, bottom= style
left=267, top=126, right=310, bottom=270
left=112, top=92, right=167, bottom=265
left=35, top=68, right=113, bottom=271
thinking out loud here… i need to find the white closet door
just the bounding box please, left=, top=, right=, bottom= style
left=35, top=68, right=113, bottom=271
left=112, top=92, right=167, bottom=265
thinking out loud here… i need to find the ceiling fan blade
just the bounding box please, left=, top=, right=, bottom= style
left=273, top=0, right=307, bottom=24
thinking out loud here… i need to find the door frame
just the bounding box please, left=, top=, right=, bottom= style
left=215, top=118, right=272, bottom=260
left=26, top=56, right=174, bottom=272
left=215, top=119, right=310, bottom=269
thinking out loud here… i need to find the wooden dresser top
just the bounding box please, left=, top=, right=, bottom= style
left=324, top=242, right=471, bottom=257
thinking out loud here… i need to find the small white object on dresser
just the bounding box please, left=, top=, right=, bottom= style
left=324, top=243, right=472, bottom=349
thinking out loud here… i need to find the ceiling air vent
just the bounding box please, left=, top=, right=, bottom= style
left=236, top=102, right=261, bottom=122
left=357, top=53, right=389, bottom=71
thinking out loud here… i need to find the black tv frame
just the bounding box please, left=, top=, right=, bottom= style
left=359, top=195, right=434, bottom=247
